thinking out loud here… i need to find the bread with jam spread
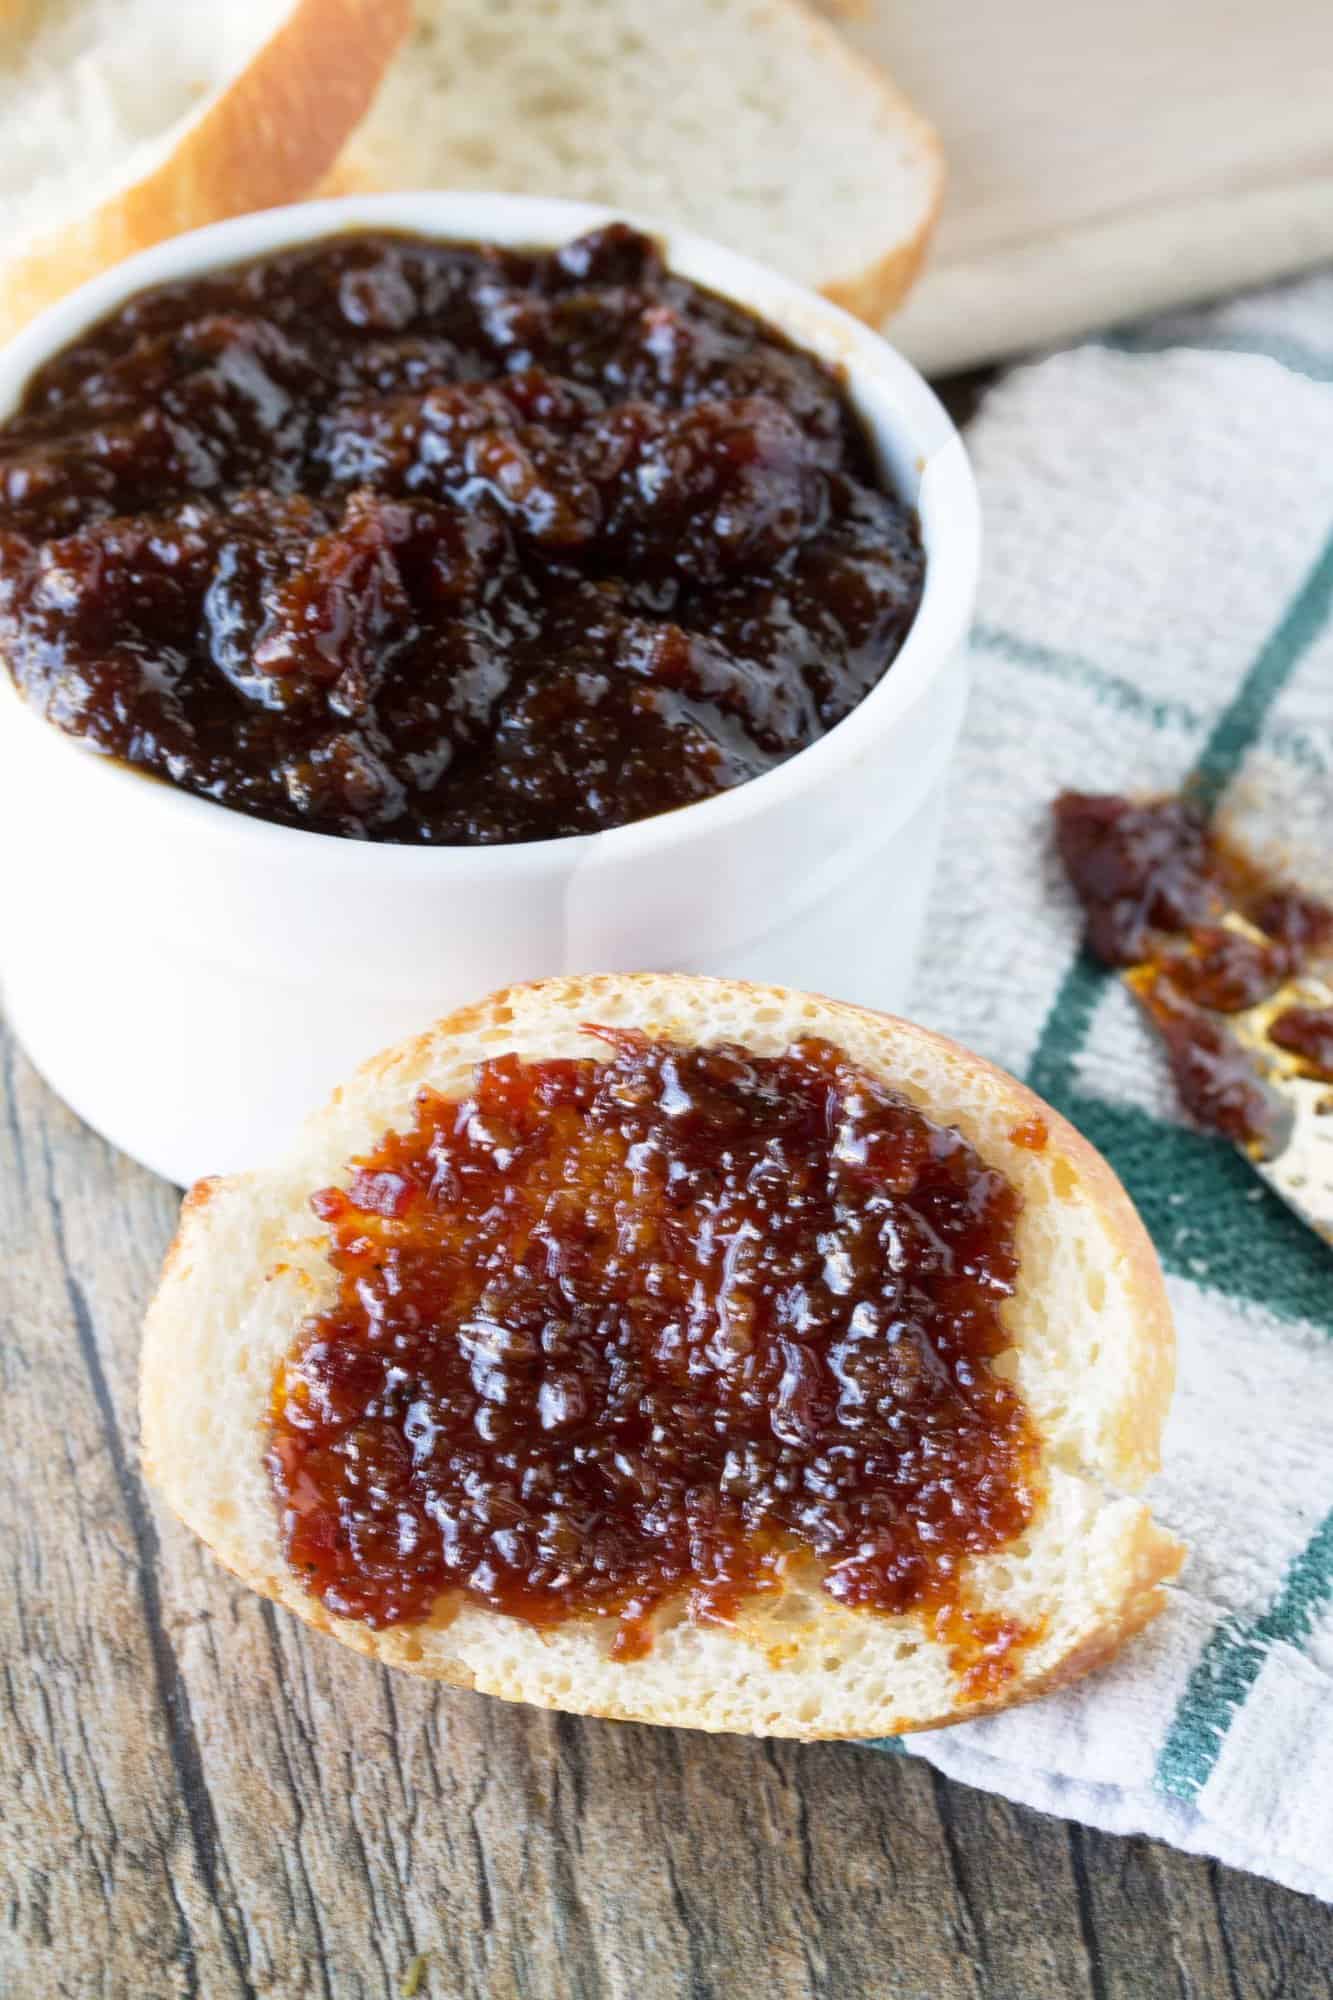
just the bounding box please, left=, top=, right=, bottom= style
left=0, top=0, right=409, bottom=343
left=320, top=0, right=942, bottom=328
left=141, top=974, right=1183, bottom=1739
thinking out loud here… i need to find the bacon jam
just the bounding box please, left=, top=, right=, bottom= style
left=267, top=1031, right=1039, bottom=1657
left=0, top=225, right=925, bottom=844
left=1053, top=791, right=1333, bottom=1149
left=1269, top=1005, right=1333, bottom=1079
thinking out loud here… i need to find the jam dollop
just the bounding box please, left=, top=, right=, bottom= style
left=0, top=225, right=924, bottom=844
left=268, top=1031, right=1037, bottom=1654
left=1053, top=791, right=1333, bottom=1149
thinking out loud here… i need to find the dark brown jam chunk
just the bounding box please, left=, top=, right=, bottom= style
left=1161, top=925, right=1286, bottom=1014
left=1053, top=790, right=1333, bottom=1151
left=1051, top=792, right=1217, bottom=966
left=268, top=1032, right=1038, bottom=1655
left=0, top=225, right=925, bottom=844
left=1251, top=891, right=1333, bottom=965
left=1126, top=971, right=1285, bottom=1152
left=1270, top=1005, right=1333, bottom=1080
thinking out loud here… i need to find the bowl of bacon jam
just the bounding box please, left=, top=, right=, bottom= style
left=0, top=196, right=978, bottom=1184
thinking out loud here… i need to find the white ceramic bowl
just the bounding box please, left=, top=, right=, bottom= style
left=0, top=194, right=979, bottom=1186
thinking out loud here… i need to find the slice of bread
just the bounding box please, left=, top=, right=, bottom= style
left=320, top=0, right=942, bottom=326
left=142, top=975, right=1182, bottom=1739
left=0, top=0, right=410, bottom=344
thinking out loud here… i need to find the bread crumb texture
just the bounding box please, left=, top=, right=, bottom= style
left=0, top=0, right=409, bottom=340
left=322, top=0, right=942, bottom=323
left=142, top=974, right=1182, bottom=1737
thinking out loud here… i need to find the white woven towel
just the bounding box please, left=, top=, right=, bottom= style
left=881, top=269, right=1333, bottom=1901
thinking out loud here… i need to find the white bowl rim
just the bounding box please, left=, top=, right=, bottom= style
left=0, top=191, right=980, bottom=878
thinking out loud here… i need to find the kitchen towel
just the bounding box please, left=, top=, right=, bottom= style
left=884, top=266, right=1333, bottom=1900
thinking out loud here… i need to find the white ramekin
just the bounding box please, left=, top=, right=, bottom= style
left=0, top=194, right=979, bottom=1187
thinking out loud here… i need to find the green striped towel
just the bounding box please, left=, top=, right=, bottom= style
left=883, top=269, right=1333, bottom=1899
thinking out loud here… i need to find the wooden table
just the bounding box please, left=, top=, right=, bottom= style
left=6, top=370, right=1333, bottom=2000
left=1, top=340, right=1328, bottom=1999
left=7, top=1020, right=1333, bottom=1998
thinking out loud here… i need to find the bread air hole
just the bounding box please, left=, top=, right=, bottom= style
left=453, top=138, right=500, bottom=173
left=522, top=85, right=582, bottom=121
left=459, top=28, right=505, bottom=66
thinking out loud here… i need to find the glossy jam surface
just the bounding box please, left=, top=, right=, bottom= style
left=1008, top=1116, right=1049, bottom=1152
left=1124, top=974, right=1281, bottom=1147
left=268, top=1031, right=1037, bottom=1653
left=1053, top=791, right=1333, bottom=1147
left=0, top=225, right=924, bottom=844
left=1052, top=793, right=1218, bottom=967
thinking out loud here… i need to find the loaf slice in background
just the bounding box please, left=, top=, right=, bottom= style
left=322, top=0, right=942, bottom=324
left=0, top=0, right=410, bottom=343
left=142, top=975, right=1182, bottom=1739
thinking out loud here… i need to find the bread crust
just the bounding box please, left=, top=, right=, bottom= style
left=773, top=0, right=944, bottom=324
left=0, top=0, right=411, bottom=344
left=158, top=1500, right=1185, bottom=1739
left=142, top=973, right=1183, bottom=1738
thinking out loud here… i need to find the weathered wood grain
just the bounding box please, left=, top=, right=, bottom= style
left=4, top=1018, right=1333, bottom=2000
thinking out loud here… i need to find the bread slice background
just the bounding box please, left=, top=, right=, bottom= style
left=0, top=0, right=410, bottom=343
left=141, top=974, right=1182, bottom=1739
left=321, top=0, right=943, bottom=326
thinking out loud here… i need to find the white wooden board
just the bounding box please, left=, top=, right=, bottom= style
left=849, top=0, right=1333, bottom=368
